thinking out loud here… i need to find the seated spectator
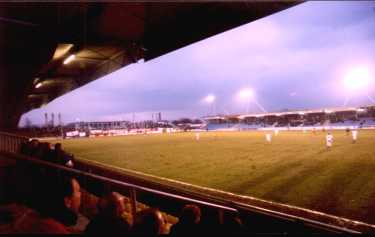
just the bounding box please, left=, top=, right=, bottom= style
left=132, top=208, right=165, bottom=236
left=34, top=176, right=82, bottom=229
left=53, top=143, right=74, bottom=167
left=170, top=204, right=202, bottom=236
left=4, top=176, right=82, bottom=234
left=85, top=192, right=131, bottom=235
left=19, top=141, right=29, bottom=156
left=220, top=213, right=245, bottom=235
left=0, top=203, right=69, bottom=234
left=35, top=142, right=53, bottom=161
left=28, top=139, right=39, bottom=157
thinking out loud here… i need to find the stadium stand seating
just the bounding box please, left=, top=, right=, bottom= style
left=360, top=118, right=375, bottom=127
left=205, top=106, right=375, bottom=131
left=207, top=123, right=262, bottom=131
left=207, top=116, right=375, bottom=131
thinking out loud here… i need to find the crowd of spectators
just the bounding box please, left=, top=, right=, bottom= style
left=0, top=140, right=248, bottom=235
left=1, top=172, right=245, bottom=235
left=84, top=190, right=245, bottom=235
left=19, top=139, right=74, bottom=167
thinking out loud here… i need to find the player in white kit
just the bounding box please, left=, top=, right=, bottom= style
left=266, top=133, right=272, bottom=143
left=195, top=132, right=200, bottom=141
left=352, top=130, right=358, bottom=143
left=326, top=132, right=333, bottom=149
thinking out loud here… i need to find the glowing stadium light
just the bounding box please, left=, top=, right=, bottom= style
left=204, top=94, right=216, bottom=103
left=35, top=82, right=43, bottom=89
left=203, top=94, right=216, bottom=115
left=236, top=88, right=267, bottom=113
left=237, top=88, right=254, bottom=114
left=298, top=112, right=305, bottom=115
left=238, top=88, right=254, bottom=99
left=343, top=66, right=372, bottom=92
left=63, top=54, right=76, bottom=65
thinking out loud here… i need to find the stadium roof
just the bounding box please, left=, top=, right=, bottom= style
left=0, top=2, right=300, bottom=130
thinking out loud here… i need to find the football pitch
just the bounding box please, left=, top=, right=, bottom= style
left=57, top=130, right=375, bottom=223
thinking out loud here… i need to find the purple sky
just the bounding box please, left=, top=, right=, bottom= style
left=20, top=1, right=375, bottom=126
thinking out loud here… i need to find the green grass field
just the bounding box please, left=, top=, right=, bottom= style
left=57, top=130, right=375, bottom=223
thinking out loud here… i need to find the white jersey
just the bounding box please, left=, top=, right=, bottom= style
left=352, top=130, right=358, bottom=140
left=195, top=133, right=200, bottom=141
left=274, top=129, right=279, bottom=136
left=326, top=134, right=333, bottom=146
left=266, top=133, right=272, bottom=142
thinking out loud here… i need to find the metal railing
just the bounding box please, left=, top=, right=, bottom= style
left=2, top=152, right=237, bottom=218
left=2, top=151, right=369, bottom=234
left=0, top=132, right=28, bottom=154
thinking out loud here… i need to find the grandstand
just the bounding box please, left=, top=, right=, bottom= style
left=55, top=104, right=375, bottom=137
left=204, top=104, right=375, bottom=131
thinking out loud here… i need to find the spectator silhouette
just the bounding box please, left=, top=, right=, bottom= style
left=19, top=141, right=29, bottom=156
left=53, top=143, right=74, bottom=167
left=170, top=204, right=202, bottom=236
left=11, top=176, right=81, bottom=234
left=34, top=176, right=81, bottom=228
left=36, top=142, right=53, bottom=161
left=28, top=139, right=39, bottom=157
left=85, top=192, right=130, bottom=235
left=220, top=213, right=245, bottom=235
left=132, top=208, right=165, bottom=236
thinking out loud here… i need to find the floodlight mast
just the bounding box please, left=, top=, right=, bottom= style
left=343, top=67, right=371, bottom=91
left=237, top=88, right=267, bottom=114
left=342, top=66, right=373, bottom=106
left=238, top=88, right=254, bottom=114
left=204, top=94, right=216, bottom=115
left=367, top=95, right=375, bottom=103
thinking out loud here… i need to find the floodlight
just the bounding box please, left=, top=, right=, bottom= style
left=343, top=66, right=372, bottom=92
left=238, top=88, right=254, bottom=99
left=35, top=82, right=43, bottom=89
left=237, top=88, right=254, bottom=114
left=63, top=54, right=76, bottom=65
left=298, top=112, right=305, bottom=115
left=204, top=94, right=216, bottom=103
